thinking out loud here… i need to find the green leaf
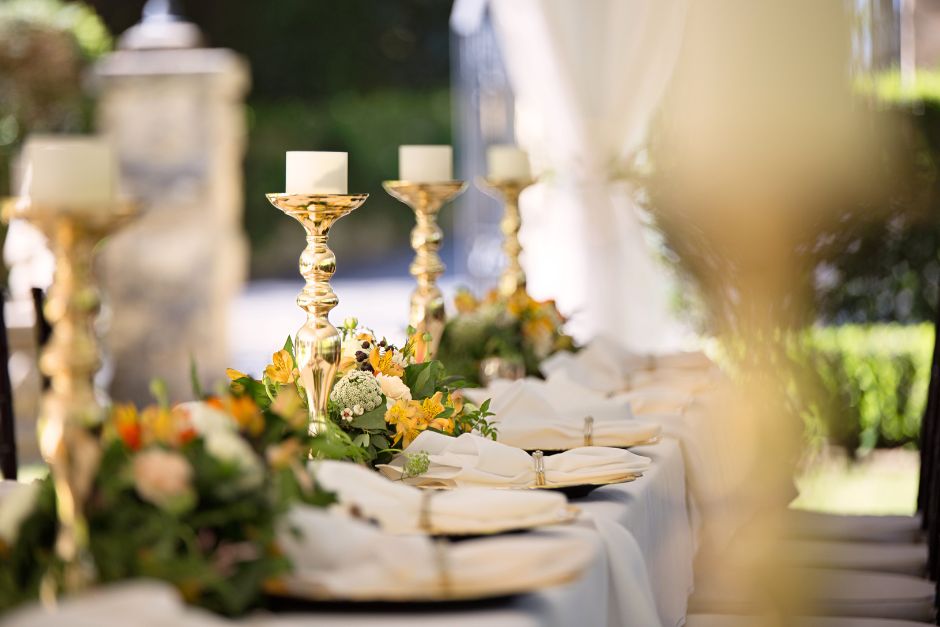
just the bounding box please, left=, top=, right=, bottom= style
left=352, top=433, right=370, bottom=447
left=282, top=335, right=296, bottom=362
left=189, top=355, right=204, bottom=399
left=350, top=404, right=387, bottom=430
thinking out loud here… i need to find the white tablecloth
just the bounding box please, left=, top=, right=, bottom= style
left=244, top=438, right=692, bottom=627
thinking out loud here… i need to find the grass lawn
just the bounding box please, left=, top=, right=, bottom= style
left=792, top=447, right=919, bottom=515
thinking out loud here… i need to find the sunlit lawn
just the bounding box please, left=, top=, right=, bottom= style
left=792, top=447, right=919, bottom=515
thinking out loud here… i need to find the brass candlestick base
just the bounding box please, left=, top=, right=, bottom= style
left=382, top=181, right=467, bottom=355
left=266, top=193, right=367, bottom=433
left=478, top=178, right=535, bottom=297
left=3, top=198, right=134, bottom=596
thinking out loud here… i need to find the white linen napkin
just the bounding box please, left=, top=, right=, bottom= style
left=276, top=505, right=594, bottom=600
left=377, top=431, right=650, bottom=488
left=466, top=378, right=660, bottom=450
left=311, top=460, right=570, bottom=534
left=614, top=386, right=696, bottom=415
left=628, top=368, right=716, bottom=394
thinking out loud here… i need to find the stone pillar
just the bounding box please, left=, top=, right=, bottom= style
left=93, top=6, right=249, bottom=404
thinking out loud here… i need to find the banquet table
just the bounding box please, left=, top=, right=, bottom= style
left=238, top=438, right=693, bottom=627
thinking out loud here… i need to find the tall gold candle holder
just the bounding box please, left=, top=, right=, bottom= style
left=478, top=178, right=535, bottom=297
left=266, top=193, right=367, bottom=432
left=382, top=181, right=467, bottom=355
left=3, top=197, right=133, bottom=596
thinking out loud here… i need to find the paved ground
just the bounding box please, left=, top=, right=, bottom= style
left=227, top=277, right=465, bottom=376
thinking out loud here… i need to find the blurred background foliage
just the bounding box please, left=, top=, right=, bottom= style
left=51, top=0, right=454, bottom=278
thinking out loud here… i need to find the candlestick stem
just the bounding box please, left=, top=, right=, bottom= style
left=479, top=178, right=535, bottom=297
left=266, top=194, right=366, bottom=433
left=3, top=199, right=133, bottom=597
left=383, top=181, right=467, bottom=355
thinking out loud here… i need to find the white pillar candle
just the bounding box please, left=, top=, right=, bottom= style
left=19, top=135, right=117, bottom=209
left=486, top=145, right=531, bottom=180
left=286, top=151, right=347, bottom=194
left=399, top=145, right=453, bottom=182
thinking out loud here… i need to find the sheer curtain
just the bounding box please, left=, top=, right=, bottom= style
left=488, top=0, right=688, bottom=349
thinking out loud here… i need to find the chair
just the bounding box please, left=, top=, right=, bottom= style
left=0, top=289, right=16, bottom=480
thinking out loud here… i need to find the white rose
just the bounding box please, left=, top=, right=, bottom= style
left=133, top=449, right=193, bottom=511
left=375, top=373, right=412, bottom=407
left=173, top=401, right=234, bottom=436
left=204, top=430, right=264, bottom=490
left=0, top=481, right=40, bottom=544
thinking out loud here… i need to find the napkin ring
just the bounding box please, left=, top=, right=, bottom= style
left=533, top=450, right=546, bottom=486
left=419, top=490, right=434, bottom=533
left=434, top=540, right=453, bottom=598
left=583, top=416, right=594, bottom=447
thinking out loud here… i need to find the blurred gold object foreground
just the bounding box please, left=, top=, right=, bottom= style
left=3, top=197, right=134, bottom=597
left=266, top=193, right=367, bottom=434
left=478, top=177, right=535, bottom=298
left=383, top=180, right=467, bottom=355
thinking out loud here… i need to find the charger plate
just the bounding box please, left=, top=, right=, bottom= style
left=264, top=538, right=588, bottom=603
left=524, top=435, right=662, bottom=455
left=414, top=472, right=641, bottom=499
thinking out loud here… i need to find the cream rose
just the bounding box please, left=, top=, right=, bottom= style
left=133, top=449, right=193, bottom=511
left=204, top=430, right=264, bottom=490
left=375, top=373, right=412, bottom=407
left=173, top=401, right=234, bottom=436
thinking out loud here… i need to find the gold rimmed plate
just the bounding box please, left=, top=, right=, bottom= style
left=524, top=435, right=662, bottom=456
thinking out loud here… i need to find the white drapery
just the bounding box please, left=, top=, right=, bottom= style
left=487, top=0, right=688, bottom=349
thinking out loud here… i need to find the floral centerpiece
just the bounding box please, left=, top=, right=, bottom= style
left=436, top=288, right=576, bottom=385
left=226, top=319, right=496, bottom=466
left=0, top=383, right=331, bottom=616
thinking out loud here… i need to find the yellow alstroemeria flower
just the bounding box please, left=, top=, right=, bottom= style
left=506, top=289, right=535, bottom=318
left=453, top=289, right=479, bottom=314
left=416, top=391, right=445, bottom=424
left=140, top=405, right=175, bottom=446
left=385, top=399, right=419, bottom=446
left=428, top=415, right=455, bottom=435
left=226, top=368, right=249, bottom=381
left=369, top=346, right=404, bottom=377
left=446, top=391, right=464, bottom=415
left=265, top=349, right=296, bottom=384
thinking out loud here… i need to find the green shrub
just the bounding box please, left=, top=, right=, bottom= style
left=793, top=324, right=933, bottom=454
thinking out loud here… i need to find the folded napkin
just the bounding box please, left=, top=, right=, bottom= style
left=628, top=368, right=716, bottom=394
left=614, top=386, right=696, bottom=416
left=312, top=459, right=570, bottom=534
left=378, top=430, right=650, bottom=488
left=541, top=334, right=715, bottom=395
left=277, top=504, right=594, bottom=600
left=465, top=378, right=660, bottom=450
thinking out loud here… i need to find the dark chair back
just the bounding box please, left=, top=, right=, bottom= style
left=922, top=305, right=940, bottom=580
left=0, top=292, right=16, bottom=480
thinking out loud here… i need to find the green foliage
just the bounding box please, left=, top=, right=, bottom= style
left=791, top=324, right=933, bottom=454
left=245, top=89, right=452, bottom=278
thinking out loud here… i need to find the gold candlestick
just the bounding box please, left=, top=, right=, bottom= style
left=478, top=178, right=535, bottom=297
left=382, top=181, right=467, bottom=355
left=3, top=197, right=133, bottom=596
left=266, top=193, right=367, bottom=433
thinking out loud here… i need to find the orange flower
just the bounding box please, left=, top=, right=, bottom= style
left=113, top=404, right=142, bottom=451
left=369, top=346, right=404, bottom=376
left=447, top=391, right=464, bottom=415
left=227, top=395, right=265, bottom=436
left=428, top=415, right=455, bottom=434
left=407, top=330, right=430, bottom=365
left=266, top=437, right=302, bottom=469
